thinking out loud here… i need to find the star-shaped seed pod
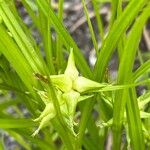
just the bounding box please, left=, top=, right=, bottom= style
left=50, top=49, right=107, bottom=93
left=32, top=49, right=108, bottom=136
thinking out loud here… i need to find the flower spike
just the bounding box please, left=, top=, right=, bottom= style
left=33, top=48, right=110, bottom=136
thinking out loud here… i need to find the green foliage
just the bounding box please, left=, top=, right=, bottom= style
left=0, top=0, right=150, bottom=149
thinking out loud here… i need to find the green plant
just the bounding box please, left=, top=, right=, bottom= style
left=0, top=0, right=150, bottom=149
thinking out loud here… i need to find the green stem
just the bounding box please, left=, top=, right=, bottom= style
left=56, top=0, right=64, bottom=71
left=38, top=0, right=55, bottom=74
left=92, top=0, right=104, bottom=42
left=82, top=0, right=99, bottom=56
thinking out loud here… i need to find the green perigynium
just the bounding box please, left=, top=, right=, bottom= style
left=32, top=49, right=107, bottom=136
left=50, top=74, right=72, bottom=92
left=64, top=48, right=79, bottom=81
left=73, top=76, right=108, bottom=93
